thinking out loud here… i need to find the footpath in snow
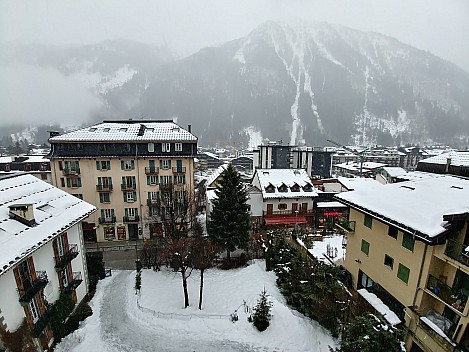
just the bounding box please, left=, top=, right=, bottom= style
left=56, top=260, right=337, bottom=352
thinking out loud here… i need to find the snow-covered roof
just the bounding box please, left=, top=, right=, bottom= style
left=357, top=289, right=401, bottom=326
left=206, top=164, right=228, bottom=188
left=0, top=174, right=96, bottom=276
left=336, top=174, right=469, bottom=240
left=255, top=169, right=317, bottom=199
left=337, top=177, right=382, bottom=191
left=335, top=161, right=387, bottom=172
left=0, top=155, right=49, bottom=164
left=49, top=121, right=197, bottom=142
left=419, top=151, right=469, bottom=167
left=380, top=167, right=407, bottom=178
left=316, top=201, right=348, bottom=208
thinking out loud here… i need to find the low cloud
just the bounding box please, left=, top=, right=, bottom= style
left=0, top=64, right=103, bottom=127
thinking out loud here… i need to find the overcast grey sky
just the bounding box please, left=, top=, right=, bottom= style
left=1, top=0, right=468, bottom=72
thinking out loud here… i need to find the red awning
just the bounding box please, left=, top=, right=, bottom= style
left=264, top=216, right=307, bottom=226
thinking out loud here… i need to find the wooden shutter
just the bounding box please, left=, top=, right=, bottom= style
left=106, top=160, right=111, bottom=170
left=131, top=160, right=135, bottom=169
left=121, top=160, right=124, bottom=170
left=96, top=161, right=100, bottom=170
left=13, top=266, right=24, bottom=293
left=77, top=178, right=82, bottom=187
left=149, top=160, right=155, bottom=169
left=99, top=193, right=103, bottom=203
left=133, top=191, right=137, bottom=201
left=147, top=176, right=150, bottom=185
left=109, top=177, right=113, bottom=186
left=52, top=239, right=59, bottom=265
left=159, top=160, right=163, bottom=169
left=66, top=178, right=71, bottom=187
left=27, top=257, right=37, bottom=281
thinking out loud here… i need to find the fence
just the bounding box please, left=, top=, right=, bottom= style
left=136, top=298, right=231, bottom=320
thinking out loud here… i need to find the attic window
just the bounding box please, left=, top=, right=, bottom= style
left=451, top=186, right=463, bottom=190
left=265, top=185, right=275, bottom=193
left=303, top=184, right=313, bottom=192
left=278, top=184, right=288, bottom=193
left=103, top=128, right=110, bottom=132
left=89, top=128, right=97, bottom=132
left=291, top=184, right=300, bottom=192
left=293, top=170, right=300, bottom=175
left=119, top=128, right=127, bottom=132
left=262, top=171, right=270, bottom=176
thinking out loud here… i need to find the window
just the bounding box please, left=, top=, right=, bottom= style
left=291, top=184, right=300, bottom=192
left=60, top=268, right=69, bottom=289
left=265, top=185, right=275, bottom=193
left=121, top=160, right=135, bottom=170
left=303, top=184, right=313, bottom=192
left=147, top=175, right=158, bottom=185
left=402, top=233, right=415, bottom=252
left=60, top=178, right=65, bottom=187
left=73, top=194, right=83, bottom=200
left=361, top=239, right=370, bottom=255
left=29, top=297, right=40, bottom=323
left=160, top=175, right=172, bottom=185
left=397, top=263, right=410, bottom=284
left=125, top=208, right=138, bottom=220
left=67, top=177, right=82, bottom=188
left=148, top=143, right=155, bottom=152
left=364, top=214, right=373, bottom=229
left=58, top=161, right=63, bottom=170
left=162, top=143, right=171, bottom=152
left=388, top=225, right=398, bottom=239
left=162, top=160, right=171, bottom=169
left=278, top=184, right=288, bottom=193
left=99, top=192, right=111, bottom=203
left=278, top=203, right=287, bottom=210
left=174, top=175, right=185, bottom=184
left=96, top=160, right=111, bottom=170
left=104, top=226, right=115, bottom=240
left=41, top=173, right=48, bottom=180
left=126, top=192, right=135, bottom=202
left=102, top=208, right=114, bottom=219
left=149, top=191, right=159, bottom=202
left=175, top=143, right=182, bottom=152
left=384, top=254, right=394, bottom=269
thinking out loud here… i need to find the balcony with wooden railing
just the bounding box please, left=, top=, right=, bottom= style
left=18, top=271, right=48, bottom=304
left=145, top=167, right=159, bottom=175
left=172, top=166, right=186, bottom=174
left=64, top=272, right=83, bottom=294
left=263, top=209, right=314, bottom=218
left=54, top=244, right=79, bottom=271
left=426, top=274, right=468, bottom=314
left=96, top=184, right=113, bottom=192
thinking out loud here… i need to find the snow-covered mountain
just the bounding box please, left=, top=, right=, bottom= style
left=3, top=22, right=469, bottom=147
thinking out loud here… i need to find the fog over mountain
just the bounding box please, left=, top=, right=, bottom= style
left=1, top=22, right=469, bottom=147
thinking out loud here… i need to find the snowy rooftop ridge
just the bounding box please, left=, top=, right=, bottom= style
left=49, top=120, right=197, bottom=142
left=336, top=174, right=469, bottom=240
left=0, top=174, right=96, bottom=276
left=255, top=169, right=317, bottom=199
left=419, top=151, right=469, bottom=167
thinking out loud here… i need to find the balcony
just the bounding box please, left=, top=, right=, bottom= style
left=335, top=219, right=356, bottom=233
left=33, top=307, right=52, bottom=337
left=96, top=184, right=113, bottom=192
left=54, top=244, right=79, bottom=271
left=99, top=216, right=116, bottom=224
left=123, top=215, right=140, bottom=222
left=121, top=183, right=136, bottom=191
left=145, top=167, right=159, bottom=175
left=263, top=209, right=314, bottom=217
left=62, top=168, right=80, bottom=176
left=18, top=271, right=48, bottom=304
left=64, top=272, right=83, bottom=294
left=445, top=239, right=469, bottom=268
left=172, top=166, right=186, bottom=174
left=426, top=274, right=468, bottom=313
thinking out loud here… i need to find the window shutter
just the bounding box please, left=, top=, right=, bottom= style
left=66, top=178, right=71, bottom=187
left=65, top=161, right=69, bottom=169
left=123, top=192, right=127, bottom=202
left=135, top=208, right=138, bottom=216
left=149, top=160, right=155, bottom=169
left=106, top=160, right=111, bottom=170
left=132, top=176, right=136, bottom=186
left=177, top=160, right=182, bottom=169
left=168, top=160, right=172, bottom=168
left=101, top=209, right=105, bottom=218
left=148, top=192, right=151, bottom=200
left=159, top=160, right=163, bottom=169
left=125, top=208, right=128, bottom=217
left=122, top=176, right=125, bottom=185
left=109, top=177, right=113, bottom=186
left=147, top=176, right=150, bottom=185
left=98, top=177, right=102, bottom=185
left=96, top=161, right=100, bottom=170
left=99, top=193, right=103, bottom=203
left=121, top=160, right=124, bottom=170
left=131, top=160, right=135, bottom=169
left=78, top=178, right=82, bottom=187
left=160, top=176, right=163, bottom=184
left=133, top=191, right=137, bottom=201
left=111, top=209, right=115, bottom=217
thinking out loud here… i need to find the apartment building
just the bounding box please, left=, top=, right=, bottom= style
left=336, top=174, right=469, bottom=352
left=0, top=174, right=95, bottom=350
left=0, top=155, right=51, bottom=184
left=48, top=120, right=197, bottom=242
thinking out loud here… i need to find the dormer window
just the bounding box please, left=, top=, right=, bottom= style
left=265, top=184, right=275, bottom=193
left=303, top=183, right=313, bottom=192
left=291, top=184, right=300, bottom=192
left=278, top=184, right=288, bottom=193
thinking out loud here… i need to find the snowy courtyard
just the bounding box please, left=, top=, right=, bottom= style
left=55, top=260, right=337, bottom=352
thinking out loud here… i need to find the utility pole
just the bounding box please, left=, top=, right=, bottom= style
left=327, top=139, right=371, bottom=177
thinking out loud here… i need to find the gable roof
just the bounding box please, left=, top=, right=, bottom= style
left=0, top=174, right=96, bottom=276
left=49, top=120, right=197, bottom=143
left=336, top=174, right=469, bottom=241
left=419, top=151, right=469, bottom=167
left=254, top=169, right=317, bottom=199
left=206, top=164, right=228, bottom=188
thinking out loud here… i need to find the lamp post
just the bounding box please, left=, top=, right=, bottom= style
left=294, top=210, right=299, bottom=239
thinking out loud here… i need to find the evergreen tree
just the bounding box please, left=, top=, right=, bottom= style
left=207, top=165, right=251, bottom=261
left=331, top=314, right=404, bottom=352
left=252, top=288, right=273, bottom=331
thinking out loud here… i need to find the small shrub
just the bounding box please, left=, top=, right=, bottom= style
left=252, top=288, right=273, bottom=332
left=135, top=271, right=142, bottom=294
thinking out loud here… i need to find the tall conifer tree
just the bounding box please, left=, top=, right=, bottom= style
left=207, top=165, right=251, bottom=261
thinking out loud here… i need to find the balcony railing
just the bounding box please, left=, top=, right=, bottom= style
left=64, top=272, right=83, bottom=294
left=123, top=215, right=140, bottom=222
left=99, top=216, right=116, bottom=224
left=335, top=220, right=356, bottom=233
left=172, top=166, right=186, bottom=173
left=63, top=168, right=80, bottom=176
left=147, top=198, right=159, bottom=206
left=426, top=274, right=468, bottom=313
left=18, top=271, right=48, bottom=304
left=96, top=184, right=113, bottom=192
left=445, top=239, right=469, bottom=267
left=121, top=183, right=136, bottom=191
left=55, top=244, right=79, bottom=271
left=33, top=306, right=52, bottom=337
left=145, top=167, right=159, bottom=175
left=263, top=209, right=314, bottom=217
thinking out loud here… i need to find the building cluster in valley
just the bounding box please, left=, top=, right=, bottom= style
left=1, top=119, right=469, bottom=351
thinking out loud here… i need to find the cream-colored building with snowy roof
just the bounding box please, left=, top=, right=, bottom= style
left=0, top=173, right=95, bottom=350
left=48, top=120, right=197, bottom=242
left=335, top=173, right=469, bottom=352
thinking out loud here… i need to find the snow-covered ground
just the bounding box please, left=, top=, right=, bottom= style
left=56, top=260, right=337, bottom=352
left=307, top=235, right=345, bottom=265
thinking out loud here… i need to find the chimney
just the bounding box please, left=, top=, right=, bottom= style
left=188, top=124, right=192, bottom=133
left=445, top=157, right=451, bottom=173
left=49, top=131, right=60, bottom=139
left=9, top=204, right=36, bottom=227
